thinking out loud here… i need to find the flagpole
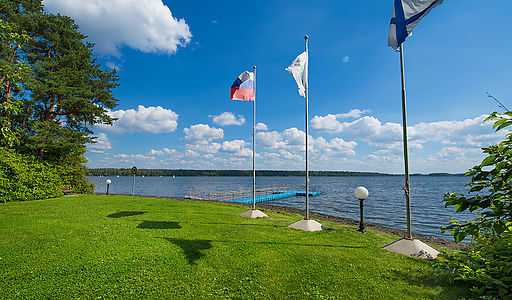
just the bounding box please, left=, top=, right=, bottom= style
left=286, top=36, right=322, bottom=231
left=304, top=35, right=309, bottom=220
left=399, top=45, right=412, bottom=239
left=252, top=65, right=256, bottom=210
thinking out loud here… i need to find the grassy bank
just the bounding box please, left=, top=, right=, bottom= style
left=0, top=195, right=467, bottom=299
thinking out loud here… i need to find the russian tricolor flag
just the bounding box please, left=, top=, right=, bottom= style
left=230, top=71, right=255, bottom=101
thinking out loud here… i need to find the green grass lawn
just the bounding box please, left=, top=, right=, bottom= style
left=0, top=195, right=467, bottom=299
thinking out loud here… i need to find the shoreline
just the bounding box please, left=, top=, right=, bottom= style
left=97, top=192, right=465, bottom=250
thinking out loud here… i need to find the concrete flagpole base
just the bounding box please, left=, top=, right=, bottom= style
left=382, top=238, right=440, bottom=259
left=287, top=219, right=323, bottom=232
left=239, top=209, right=269, bottom=218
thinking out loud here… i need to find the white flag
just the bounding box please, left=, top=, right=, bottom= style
left=286, top=51, right=308, bottom=97
left=388, top=0, right=443, bottom=51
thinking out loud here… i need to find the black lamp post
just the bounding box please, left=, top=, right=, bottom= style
left=354, top=187, right=369, bottom=233
left=106, top=179, right=111, bottom=195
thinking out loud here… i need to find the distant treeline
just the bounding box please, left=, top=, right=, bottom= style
left=87, top=168, right=464, bottom=177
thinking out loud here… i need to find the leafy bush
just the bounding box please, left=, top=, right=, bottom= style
left=0, top=147, right=63, bottom=202
left=438, top=112, right=512, bottom=298
left=55, top=155, right=94, bottom=194
left=437, top=233, right=512, bottom=298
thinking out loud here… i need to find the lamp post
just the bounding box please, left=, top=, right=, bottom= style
left=106, top=179, right=111, bottom=195
left=354, top=186, right=369, bottom=233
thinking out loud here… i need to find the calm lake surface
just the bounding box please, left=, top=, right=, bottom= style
left=89, top=175, right=475, bottom=240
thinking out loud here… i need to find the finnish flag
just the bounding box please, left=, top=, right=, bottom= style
left=388, top=0, right=443, bottom=51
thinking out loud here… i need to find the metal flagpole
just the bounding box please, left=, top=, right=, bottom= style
left=252, top=65, right=256, bottom=210
left=239, top=66, right=267, bottom=219
left=304, top=35, right=309, bottom=220
left=399, top=45, right=412, bottom=239
left=287, top=35, right=322, bottom=231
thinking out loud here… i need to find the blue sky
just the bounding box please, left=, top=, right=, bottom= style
left=43, top=0, right=512, bottom=173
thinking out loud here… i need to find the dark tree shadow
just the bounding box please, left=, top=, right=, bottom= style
left=107, top=211, right=146, bottom=218
left=161, top=238, right=213, bottom=265
left=137, top=221, right=182, bottom=229
left=209, top=239, right=361, bottom=249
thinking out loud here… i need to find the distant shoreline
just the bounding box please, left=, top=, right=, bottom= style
left=88, top=168, right=465, bottom=177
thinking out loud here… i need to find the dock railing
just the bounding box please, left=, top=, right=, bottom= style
left=185, top=186, right=289, bottom=202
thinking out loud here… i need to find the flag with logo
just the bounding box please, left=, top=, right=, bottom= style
left=286, top=51, right=308, bottom=97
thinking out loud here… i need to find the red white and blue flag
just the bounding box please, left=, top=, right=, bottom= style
left=230, top=71, right=255, bottom=101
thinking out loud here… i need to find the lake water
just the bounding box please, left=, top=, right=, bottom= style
left=89, top=175, right=475, bottom=240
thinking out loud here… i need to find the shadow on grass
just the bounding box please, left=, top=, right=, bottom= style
left=107, top=211, right=146, bottom=218
left=137, top=221, right=182, bottom=229
left=210, top=239, right=362, bottom=249
left=161, top=238, right=213, bottom=265
left=389, top=264, right=471, bottom=299
left=188, top=222, right=282, bottom=228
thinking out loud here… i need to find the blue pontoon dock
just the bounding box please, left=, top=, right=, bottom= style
left=230, top=190, right=321, bottom=204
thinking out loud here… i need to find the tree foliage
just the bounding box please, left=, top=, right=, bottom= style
left=438, top=112, right=512, bottom=298
left=0, top=147, right=63, bottom=202
left=0, top=0, right=119, bottom=198
left=0, top=19, right=30, bottom=147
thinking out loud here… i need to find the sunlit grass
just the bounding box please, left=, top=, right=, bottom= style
left=0, top=195, right=468, bottom=299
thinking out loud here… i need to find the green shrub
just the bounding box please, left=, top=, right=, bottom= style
left=55, top=156, right=94, bottom=194
left=0, top=147, right=63, bottom=202
left=438, top=112, right=512, bottom=298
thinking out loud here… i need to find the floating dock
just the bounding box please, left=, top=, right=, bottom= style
left=229, top=190, right=321, bottom=204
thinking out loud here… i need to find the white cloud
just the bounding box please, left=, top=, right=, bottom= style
left=341, top=116, right=403, bottom=144
left=255, top=122, right=268, bottom=131
left=219, top=140, right=252, bottom=157
left=311, top=113, right=503, bottom=152
left=43, top=0, right=192, bottom=56
left=113, top=153, right=155, bottom=160
left=276, top=150, right=302, bottom=161
left=256, top=127, right=358, bottom=160
left=97, top=105, right=179, bottom=134
left=148, top=148, right=181, bottom=157
left=310, top=109, right=370, bottom=133
left=210, top=112, right=245, bottom=126
left=184, top=124, right=224, bottom=144
left=184, top=149, right=200, bottom=157
left=409, top=115, right=502, bottom=147
left=310, top=114, right=343, bottom=133
left=311, top=137, right=357, bottom=156
left=187, top=142, right=222, bottom=153
left=338, top=109, right=370, bottom=119
left=256, top=131, right=285, bottom=149
left=86, top=132, right=111, bottom=154
left=282, top=128, right=305, bottom=146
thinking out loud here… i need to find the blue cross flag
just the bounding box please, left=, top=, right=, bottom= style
left=388, top=0, right=443, bottom=51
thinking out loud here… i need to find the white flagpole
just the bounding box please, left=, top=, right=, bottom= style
left=287, top=35, right=322, bottom=231
left=304, top=35, right=310, bottom=220
left=239, top=67, right=267, bottom=219
left=399, top=45, right=412, bottom=239
left=252, top=65, right=256, bottom=210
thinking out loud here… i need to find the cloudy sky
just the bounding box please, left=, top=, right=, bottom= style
left=43, top=0, right=512, bottom=174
